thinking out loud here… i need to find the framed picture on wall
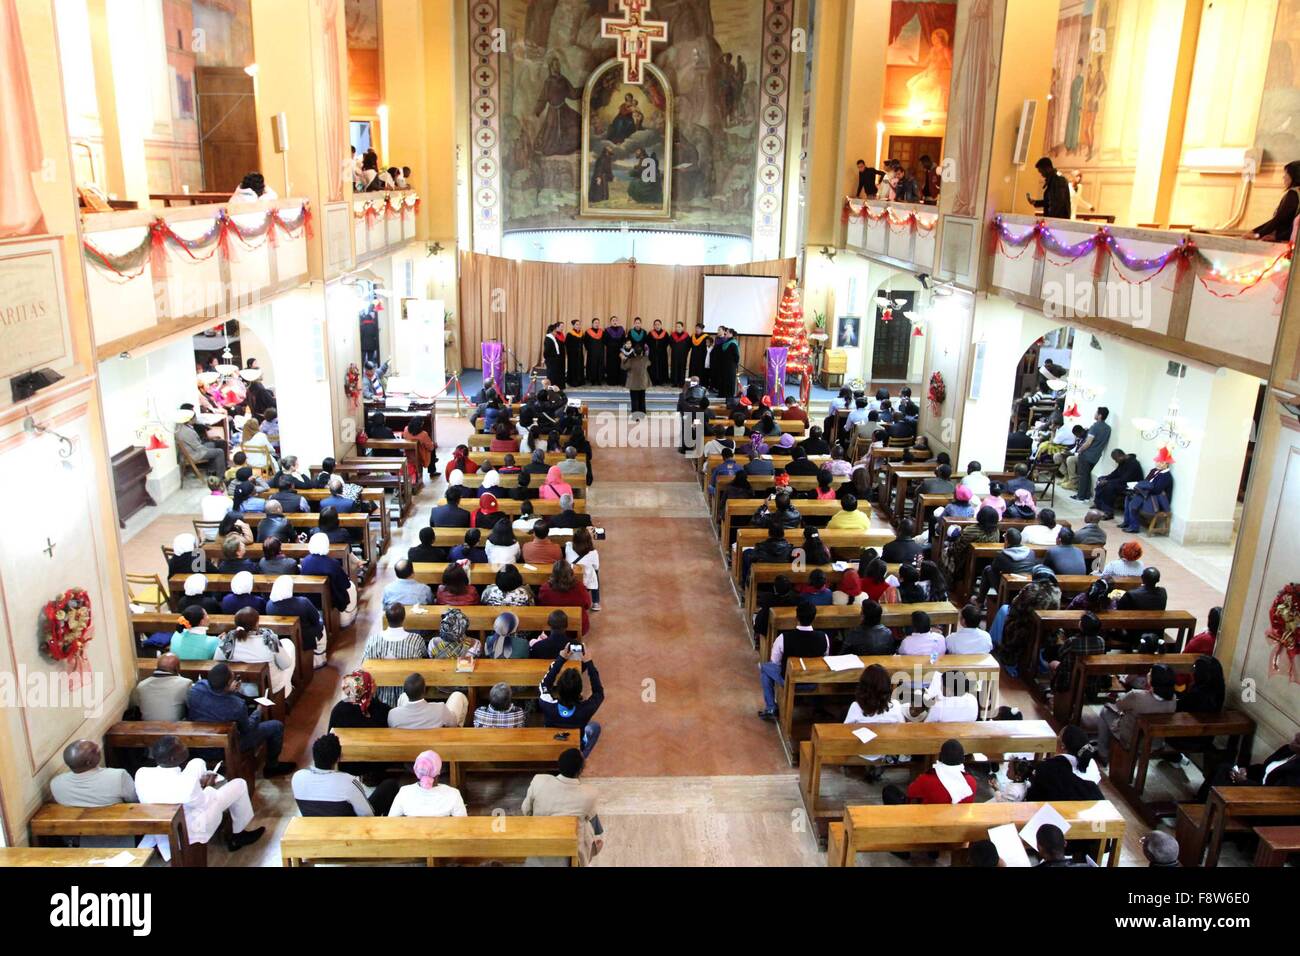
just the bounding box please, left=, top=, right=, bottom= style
left=0, top=237, right=76, bottom=408
left=836, top=314, right=861, bottom=349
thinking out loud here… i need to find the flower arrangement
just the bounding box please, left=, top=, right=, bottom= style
left=1267, top=583, right=1300, bottom=683
left=927, top=371, right=947, bottom=415
left=42, top=587, right=93, bottom=669
left=344, top=363, right=361, bottom=409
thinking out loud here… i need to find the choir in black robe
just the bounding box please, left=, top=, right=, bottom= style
left=585, top=326, right=605, bottom=386
left=647, top=328, right=670, bottom=386
left=669, top=330, right=691, bottom=387
left=564, top=324, right=586, bottom=387
left=688, top=332, right=710, bottom=380
left=543, top=330, right=566, bottom=388
left=604, top=324, right=626, bottom=385
left=713, top=335, right=740, bottom=398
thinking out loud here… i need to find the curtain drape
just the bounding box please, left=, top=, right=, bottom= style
left=888, top=3, right=948, bottom=47
left=457, top=252, right=796, bottom=378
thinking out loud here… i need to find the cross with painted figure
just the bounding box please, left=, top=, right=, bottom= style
left=600, top=0, right=668, bottom=85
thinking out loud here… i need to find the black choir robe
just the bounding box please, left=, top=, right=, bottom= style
left=688, top=334, right=710, bottom=380
left=585, top=329, right=606, bottom=386
left=713, top=337, right=740, bottom=398
left=669, top=332, right=691, bottom=387
left=604, top=328, right=627, bottom=385
left=543, top=333, right=565, bottom=389
left=647, top=330, right=670, bottom=386
left=564, top=328, right=586, bottom=387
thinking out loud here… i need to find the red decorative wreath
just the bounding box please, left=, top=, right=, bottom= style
left=927, top=371, right=947, bottom=415
left=1267, top=583, right=1300, bottom=683
left=42, top=588, right=93, bottom=676
left=344, top=363, right=361, bottom=410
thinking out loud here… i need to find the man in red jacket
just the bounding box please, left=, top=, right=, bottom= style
left=907, top=739, right=978, bottom=804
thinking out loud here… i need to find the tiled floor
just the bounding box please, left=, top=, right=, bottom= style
left=117, top=414, right=1253, bottom=866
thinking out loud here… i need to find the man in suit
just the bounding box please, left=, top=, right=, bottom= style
left=881, top=520, right=925, bottom=565
left=800, top=426, right=830, bottom=455
left=1118, top=449, right=1174, bottom=532
left=255, top=499, right=293, bottom=544
left=1005, top=463, right=1036, bottom=496
left=1028, top=156, right=1072, bottom=219
left=1093, top=448, right=1145, bottom=518
left=1118, top=567, right=1168, bottom=612
left=785, top=446, right=822, bottom=477
left=430, top=487, right=472, bottom=528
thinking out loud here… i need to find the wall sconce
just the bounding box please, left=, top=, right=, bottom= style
left=23, top=415, right=76, bottom=463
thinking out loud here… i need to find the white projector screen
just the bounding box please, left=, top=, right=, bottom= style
left=701, top=275, right=780, bottom=336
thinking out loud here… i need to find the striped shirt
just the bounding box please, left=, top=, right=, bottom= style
left=362, top=628, right=429, bottom=707
left=472, top=704, right=527, bottom=728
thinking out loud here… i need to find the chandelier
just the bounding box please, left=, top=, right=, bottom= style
left=1133, top=397, right=1194, bottom=449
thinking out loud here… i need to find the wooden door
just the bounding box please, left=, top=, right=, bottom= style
left=195, top=67, right=260, bottom=194
left=871, top=292, right=916, bottom=381
left=887, top=136, right=944, bottom=175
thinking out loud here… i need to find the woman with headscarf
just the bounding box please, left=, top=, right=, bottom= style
left=301, top=532, right=357, bottom=628
left=744, top=433, right=770, bottom=460
left=220, top=571, right=266, bottom=615
left=217, top=605, right=296, bottom=695
left=482, top=565, right=534, bottom=607
left=1068, top=577, right=1117, bottom=614
left=182, top=573, right=223, bottom=615
left=981, top=491, right=1007, bottom=519
left=472, top=493, right=509, bottom=533
left=1102, top=539, right=1145, bottom=578
left=329, top=670, right=389, bottom=730
left=485, top=520, right=522, bottom=565
left=539, top=465, right=573, bottom=501
left=445, top=468, right=471, bottom=502
left=169, top=533, right=203, bottom=578
left=388, top=750, right=467, bottom=817
left=483, top=611, right=529, bottom=659
left=943, top=504, right=1001, bottom=580
left=998, top=565, right=1062, bottom=679
left=1006, top=487, right=1037, bottom=519
left=444, top=444, right=479, bottom=482
left=480, top=469, right=502, bottom=494
left=941, top=484, right=977, bottom=520
left=265, top=574, right=325, bottom=666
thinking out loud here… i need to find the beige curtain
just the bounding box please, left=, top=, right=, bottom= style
left=457, top=252, right=796, bottom=377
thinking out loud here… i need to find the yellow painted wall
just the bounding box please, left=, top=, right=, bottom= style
left=805, top=0, right=851, bottom=248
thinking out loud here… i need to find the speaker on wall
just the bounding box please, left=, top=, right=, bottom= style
left=272, top=113, right=289, bottom=154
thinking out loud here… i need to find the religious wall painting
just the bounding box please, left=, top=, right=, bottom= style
left=1257, top=0, right=1300, bottom=163
left=0, top=0, right=47, bottom=239
left=884, top=1, right=957, bottom=125
left=581, top=60, right=673, bottom=219
left=1044, top=0, right=1115, bottom=164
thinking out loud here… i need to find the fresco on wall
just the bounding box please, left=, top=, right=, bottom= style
left=1044, top=0, right=1114, bottom=164
left=1257, top=0, right=1300, bottom=164
left=498, top=0, right=763, bottom=234
left=0, top=0, right=46, bottom=237
left=884, top=1, right=956, bottom=124
left=581, top=61, right=673, bottom=218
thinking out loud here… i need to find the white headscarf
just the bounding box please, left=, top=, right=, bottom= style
left=231, top=570, right=255, bottom=595
left=269, top=575, right=294, bottom=602
left=481, top=469, right=501, bottom=490
left=933, top=761, right=974, bottom=803
left=184, top=573, right=207, bottom=596
left=172, top=532, right=197, bottom=555
left=448, top=469, right=464, bottom=486
left=308, top=532, right=330, bottom=556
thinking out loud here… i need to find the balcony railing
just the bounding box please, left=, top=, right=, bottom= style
left=81, top=197, right=313, bottom=360
left=353, top=190, right=420, bottom=262
left=841, top=198, right=940, bottom=273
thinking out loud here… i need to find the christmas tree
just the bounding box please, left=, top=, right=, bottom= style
left=769, top=280, right=812, bottom=379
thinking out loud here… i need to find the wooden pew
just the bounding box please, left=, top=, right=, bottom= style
left=462, top=471, right=589, bottom=499
left=827, top=800, right=1126, bottom=866
left=1028, top=609, right=1196, bottom=683
left=134, top=657, right=283, bottom=722
left=733, top=527, right=893, bottom=589
left=799, top=720, right=1057, bottom=832
left=889, top=468, right=1014, bottom=524
left=773, top=649, right=998, bottom=763
left=698, top=453, right=830, bottom=489
left=412, top=563, right=550, bottom=590
left=721, top=497, right=878, bottom=552
left=1059, top=652, right=1199, bottom=727
left=1181, top=786, right=1300, bottom=867
left=255, top=486, right=391, bottom=542
left=711, top=473, right=850, bottom=524
left=1253, top=826, right=1300, bottom=866
left=198, top=540, right=349, bottom=565
left=931, top=516, right=1036, bottom=563
left=764, top=601, right=961, bottom=664
left=29, top=803, right=200, bottom=866
left=241, top=511, right=379, bottom=567
left=743, top=562, right=901, bottom=623
left=361, top=437, right=422, bottom=493
left=960, top=542, right=1105, bottom=600
left=130, top=611, right=311, bottom=696
left=400, top=605, right=579, bottom=636
left=168, top=572, right=338, bottom=636
left=1110, top=710, right=1255, bottom=826
left=444, top=496, right=590, bottom=515
left=361, top=657, right=581, bottom=714
left=280, top=815, right=582, bottom=866
left=427, top=526, right=576, bottom=546
left=471, top=451, right=583, bottom=468
left=103, top=721, right=256, bottom=791
left=996, top=572, right=1140, bottom=611
left=0, top=847, right=154, bottom=867
left=313, top=460, right=411, bottom=516
left=335, top=727, right=580, bottom=789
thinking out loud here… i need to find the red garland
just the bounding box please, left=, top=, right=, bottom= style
left=1266, top=583, right=1300, bottom=683
left=345, top=363, right=361, bottom=410
left=927, top=371, right=946, bottom=416
left=42, top=587, right=93, bottom=684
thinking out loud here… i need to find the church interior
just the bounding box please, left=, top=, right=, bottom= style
left=2, top=0, right=1300, bottom=880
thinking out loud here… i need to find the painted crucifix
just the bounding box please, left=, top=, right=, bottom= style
left=600, top=0, right=668, bottom=85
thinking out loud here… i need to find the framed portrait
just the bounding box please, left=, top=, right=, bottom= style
left=836, top=314, right=861, bottom=349
left=580, top=59, right=673, bottom=220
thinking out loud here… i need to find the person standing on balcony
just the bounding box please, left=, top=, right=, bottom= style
left=1027, top=157, right=1072, bottom=220
left=229, top=172, right=277, bottom=204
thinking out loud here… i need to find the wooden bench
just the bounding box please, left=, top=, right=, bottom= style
left=360, top=438, right=422, bottom=491
left=827, top=800, right=1126, bottom=866
left=313, top=460, right=412, bottom=516
left=335, top=727, right=580, bottom=789
left=698, top=454, right=830, bottom=489
left=241, top=511, right=379, bottom=567
left=363, top=649, right=582, bottom=713
left=723, top=495, right=880, bottom=551
left=1253, top=825, right=1300, bottom=866
left=398, top=605, right=579, bottom=637
left=168, top=572, right=338, bottom=636
left=931, top=515, right=1035, bottom=563
left=960, top=542, right=1104, bottom=601
left=130, top=612, right=311, bottom=696
left=743, top=561, right=901, bottom=623
left=103, top=721, right=257, bottom=792
left=995, top=572, right=1140, bottom=612
left=29, top=803, right=201, bottom=866
left=889, top=469, right=1014, bottom=525
left=1026, top=609, right=1197, bottom=699
left=469, top=431, right=575, bottom=449
left=134, top=657, right=283, bottom=722
left=799, top=720, right=1056, bottom=833
left=412, top=563, right=550, bottom=590
left=733, top=527, right=892, bottom=589
left=280, top=815, right=582, bottom=866
left=764, top=601, right=961, bottom=664
left=462, top=471, right=589, bottom=499
left=255, top=486, right=392, bottom=540
left=0, top=847, right=154, bottom=867
left=711, top=473, right=850, bottom=524
left=471, top=451, right=584, bottom=468
left=444, top=497, right=590, bottom=516
left=199, top=540, right=350, bottom=565
left=1110, top=710, right=1255, bottom=826
left=1179, top=786, right=1300, bottom=866
left=773, top=649, right=999, bottom=764
left=1058, top=652, right=1200, bottom=727
left=426, top=526, right=577, bottom=546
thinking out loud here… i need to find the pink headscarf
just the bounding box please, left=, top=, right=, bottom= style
left=1014, top=487, right=1037, bottom=510
left=982, top=494, right=1007, bottom=518
left=540, top=466, right=573, bottom=500
left=413, top=750, right=443, bottom=789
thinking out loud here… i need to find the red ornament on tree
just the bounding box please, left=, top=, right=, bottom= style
left=769, top=280, right=812, bottom=377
